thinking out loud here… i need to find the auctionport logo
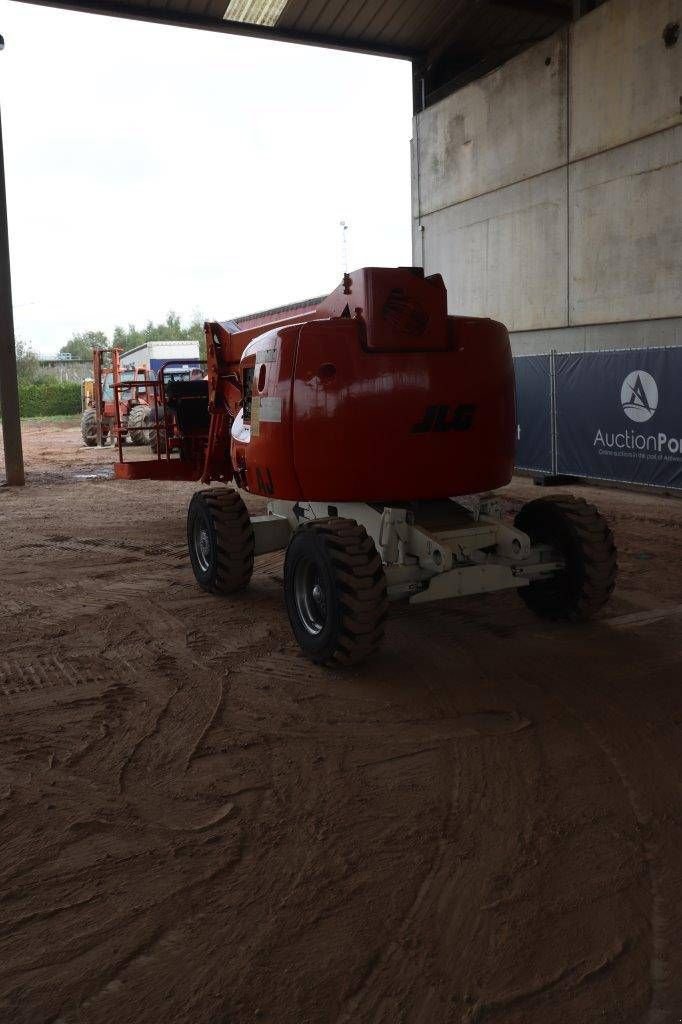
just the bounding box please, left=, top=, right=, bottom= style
left=593, top=368, right=681, bottom=460
left=620, top=370, right=658, bottom=423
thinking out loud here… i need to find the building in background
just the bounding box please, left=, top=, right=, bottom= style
left=36, top=359, right=91, bottom=383
left=411, top=0, right=682, bottom=355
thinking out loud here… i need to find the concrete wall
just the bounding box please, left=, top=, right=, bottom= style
left=36, top=361, right=90, bottom=383
left=411, top=0, right=682, bottom=354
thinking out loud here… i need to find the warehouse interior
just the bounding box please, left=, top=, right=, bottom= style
left=1, top=1, right=682, bottom=1022
left=3, top=0, right=682, bottom=484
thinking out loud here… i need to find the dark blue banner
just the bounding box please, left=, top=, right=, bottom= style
left=555, top=348, right=682, bottom=490
left=514, top=354, right=553, bottom=474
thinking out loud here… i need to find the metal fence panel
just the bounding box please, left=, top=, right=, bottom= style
left=554, top=348, right=682, bottom=490
left=514, top=354, right=553, bottom=474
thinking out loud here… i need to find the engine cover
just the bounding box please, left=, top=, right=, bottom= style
left=230, top=268, right=516, bottom=502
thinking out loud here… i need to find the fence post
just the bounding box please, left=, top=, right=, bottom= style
left=549, top=348, right=558, bottom=476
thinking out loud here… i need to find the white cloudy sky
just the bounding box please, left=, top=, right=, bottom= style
left=0, top=1, right=413, bottom=355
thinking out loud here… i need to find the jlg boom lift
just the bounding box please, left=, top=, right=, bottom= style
left=116, top=267, right=617, bottom=665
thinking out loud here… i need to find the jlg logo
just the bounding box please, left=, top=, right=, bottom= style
left=411, top=403, right=476, bottom=433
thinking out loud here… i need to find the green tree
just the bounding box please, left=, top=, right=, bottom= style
left=15, top=337, right=39, bottom=384
left=55, top=313, right=205, bottom=364
left=113, top=311, right=204, bottom=356
left=60, top=330, right=109, bottom=362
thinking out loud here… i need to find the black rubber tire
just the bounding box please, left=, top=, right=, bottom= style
left=81, top=409, right=97, bottom=446
left=149, top=405, right=167, bottom=454
left=284, top=518, right=388, bottom=666
left=187, top=488, right=254, bottom=594
left=514, top=495, right=617, bottom=621
left=127, top=404, right=149, bottom=446
left=81, top=408, right=108, bottom=447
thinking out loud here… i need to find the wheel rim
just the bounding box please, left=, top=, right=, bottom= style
left=192, top=518, right=213, bottom=573
left=293, top=557, right=327, bottom=635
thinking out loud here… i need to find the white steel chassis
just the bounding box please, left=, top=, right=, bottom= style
left=249, top=495, right=562, bottom=605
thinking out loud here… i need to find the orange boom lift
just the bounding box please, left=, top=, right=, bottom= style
left=116, top=267, right=617, bottom=665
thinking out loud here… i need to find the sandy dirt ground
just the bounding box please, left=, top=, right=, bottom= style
left=1, top=419, right=682, bottom=1024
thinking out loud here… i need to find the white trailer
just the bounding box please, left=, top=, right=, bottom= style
left=121, top=340, right=201, bottom=375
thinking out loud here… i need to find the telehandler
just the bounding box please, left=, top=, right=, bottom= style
left=115, top=267, right=617, bottom=665
left=81, top=347, right=151, bottom=447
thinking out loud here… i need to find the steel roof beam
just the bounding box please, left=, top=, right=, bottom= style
left=0, top=106, right=25, bottom=487
left=13, top=0, right=421, bottom=60
left=490, top=0, right=572, bottom=19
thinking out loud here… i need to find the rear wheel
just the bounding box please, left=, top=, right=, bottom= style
left=515, top=495, right=617, bottom=621
left=284, top=518, right=388, bottom=666
left=127, top=404, right=149, bottom=445
left=187, top=488, right=254, bottom=594
left=149, top=405, right=167, bottom=454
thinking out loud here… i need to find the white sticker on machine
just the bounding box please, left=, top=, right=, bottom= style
left=258, top=396, right=282, bottom=423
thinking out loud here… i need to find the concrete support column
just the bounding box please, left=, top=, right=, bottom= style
left=0, top=103, right=25, bottom=487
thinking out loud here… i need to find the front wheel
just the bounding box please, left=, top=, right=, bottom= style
left=284, top=518, right=388, bottom=666
left=80, top=408, right=108, bottom=447
left=514, top=495, right=617, bottom=621
left=187, top=488, right=254, bottom=594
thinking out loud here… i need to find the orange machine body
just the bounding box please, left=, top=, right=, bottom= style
left=229, top=268, right=516, bottom=502
left=115, top=267, right=516, bottom=494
